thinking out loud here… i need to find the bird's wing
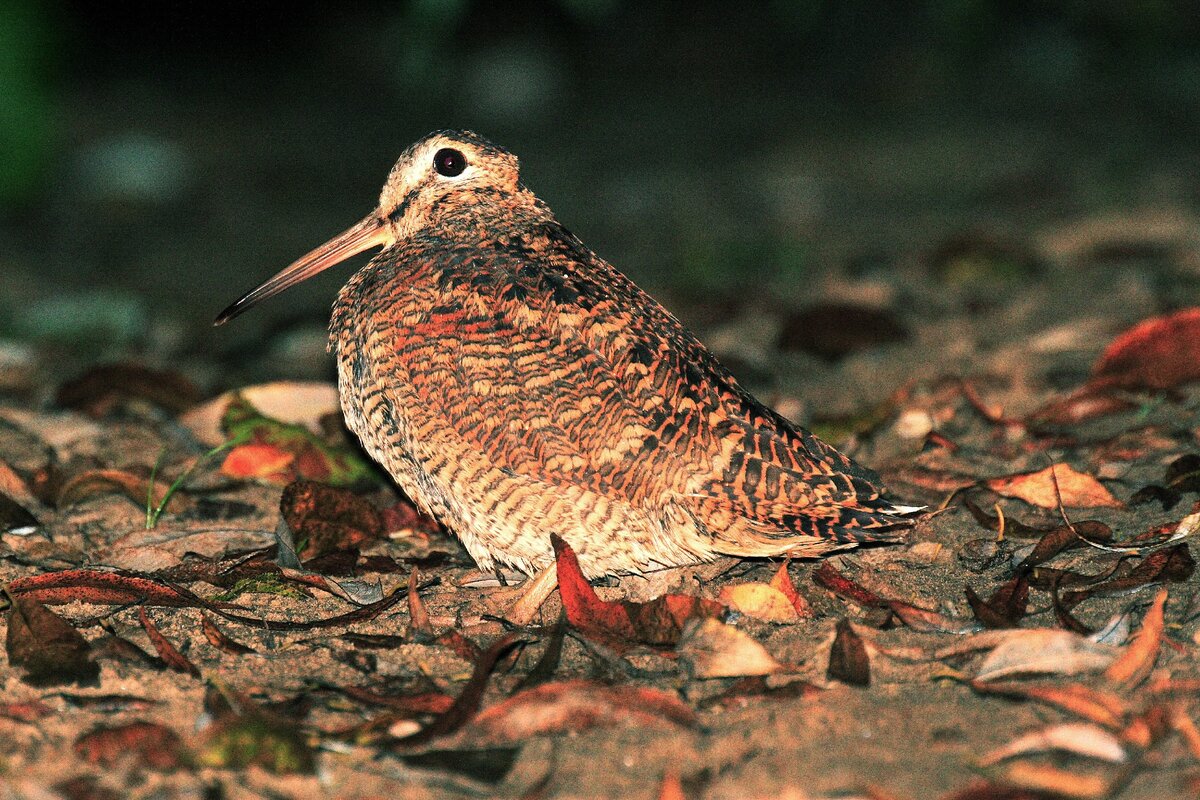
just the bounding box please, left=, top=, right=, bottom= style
left=363, top=229, right=908, bottom=545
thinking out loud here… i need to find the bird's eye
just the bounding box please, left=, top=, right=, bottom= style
left=433, top=148, right=467, bottom=177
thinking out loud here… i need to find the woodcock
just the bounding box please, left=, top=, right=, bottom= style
left=217, top=130, right=917, bottom=587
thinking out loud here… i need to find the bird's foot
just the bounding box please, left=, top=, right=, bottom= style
left=504, top=566, right=559, bottom=627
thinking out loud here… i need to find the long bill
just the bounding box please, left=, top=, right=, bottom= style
left=214, top=214, right=392, bottom=325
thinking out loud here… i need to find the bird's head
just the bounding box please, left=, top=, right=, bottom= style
left=215, top=130, right=522, bottom=325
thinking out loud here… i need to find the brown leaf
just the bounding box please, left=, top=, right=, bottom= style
left=56, top=468, right=186, bottom=513
left=1104, top=588, right=1168, bottom=688
left=334, top=685, right=455, bottom=717
left=281, top=479, right=385, bottom=559
left=1060, top=545, right=1193, bottom=607
left=966, top=575, right=1029, bottom=629
left=1016, top=521, right=1113, bottom=573
left=6, top=594, right=99, bottom=687
left=1091, top=307, right=1200, bottom=391
left=74, top=720, right=187, bottom=770
left=553, top=534, right=723, bottom=649
left=137, top=607, right=200, bottom=677
left=888, top=600, right=980, bottom=634
left=8, top=569, right=210, bottom=607
left=1028, top=388, right=1138, bottom=427
left=394, top=633, right=526, bottom=747
left=0, top=490, right=38, bottom=534
left=56, top=363, right=203, bottom=418
left=987, top=464, right=1121, bottom=509
left=201, top=614, right=255, bottom=655
left=941, top=780, right=1072, bottom=800
left=812, top=562, right=890, bottom=609
left=968, top=681, right=1129, bottom=729
left=828, top=618, right=870, bottom=686
left=466, top=680, right=695, bottom=745
left=677, top=618, right=786, bottom=679
left=777, top=303, right=909, bottom=361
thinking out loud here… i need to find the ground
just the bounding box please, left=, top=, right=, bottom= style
left=3, top=21, right=1200, bottom=796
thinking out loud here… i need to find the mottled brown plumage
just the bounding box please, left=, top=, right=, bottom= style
left=217, top=130, right=915, bottom=578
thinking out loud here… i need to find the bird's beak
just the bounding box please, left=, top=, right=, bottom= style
left=214, top=213, right=392, bottom=325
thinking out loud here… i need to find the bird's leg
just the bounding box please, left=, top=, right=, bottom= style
left=505, top=566, right=559, bottom=626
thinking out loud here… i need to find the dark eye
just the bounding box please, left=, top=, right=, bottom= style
left=433, top=148, right=467, bottom=177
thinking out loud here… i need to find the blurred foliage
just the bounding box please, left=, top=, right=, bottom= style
left=0, top=0, right=57, bottom=207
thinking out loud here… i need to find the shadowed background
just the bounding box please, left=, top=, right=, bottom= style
left=2, top=0, right=1199, bottom=393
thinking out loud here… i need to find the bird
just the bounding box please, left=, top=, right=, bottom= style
left=216, top=130, right=917, bottom=609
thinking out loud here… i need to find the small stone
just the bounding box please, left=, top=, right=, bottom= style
left=958, top=537, right=1002, bottom=573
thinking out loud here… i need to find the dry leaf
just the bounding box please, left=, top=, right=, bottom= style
left=982, top=723, right=1126, bottom=765
left=1104, top=588, right=1167, bottom=688
left=718, top=583, right=800, bottom=623
left=1092, top=307, right=1200, bottom=391
left=180, top=381, right=340, bottom=446
left=677, top=618, right=785, bottom=679
left=962, top=630, right=1118, bottom=681
left=828, top=618, right=870, bottom=686
left=987, top=464, right=1121, bottom=509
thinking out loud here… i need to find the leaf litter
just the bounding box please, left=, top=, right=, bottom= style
left=5, top=296, right=1200, bottom=799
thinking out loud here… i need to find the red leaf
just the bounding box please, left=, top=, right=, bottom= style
left=1092, top=307, right=1200, bottom=390
left=137, top=607, right=200, bottom=677
left=769, top=560, right=813, bottom=618
left=221, top=443, right=295, bottom=481
left=467, top=680, right=696, bottom=745
left=552, top=534, right=723, bottom=649
left=74, top=720, right=187, bottom=770
left=812, top=562, right=889, bottom=609
left=8, top=569, right=210, bottom=608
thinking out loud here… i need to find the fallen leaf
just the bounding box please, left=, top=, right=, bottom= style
left=221, top=443, right=294, bottom=481
left=55, top=363, right=203, bottom=418
left=970, top=630, right=1118, bottom=681
left=968, top=681, right=1128, bottom=729
left=198, top=699, right=314, bottom=774
left=464, top=680, right=695, bottom=745
left=6, top=594, right=99, bottom=687
left=718, top=582, right=800, bottom=623
left=768, top=561, right=813, bottom=618
left=981, top=722, right=1126, bottom=765
left=1015, top=522, right=1113, bottom=573
left=987, top=464, right=1121, bottom=509
left=281, top=479, right=385, bottom=558
left=999, top=762, right=1112, bottom=800
left=0, top=490, right=38, bottom=534
left=554, top=535, right=723, bottom=649
left=812, top=561, right=890, bottom=609
left=180, top=381, right=340, bottom=446
left=888, top=599, right=980, bottom=634
left=966, top=575, right=1029, bottom=629
left=1027, top=388, right=1138, bottom=427
left=8, top=569, right=213, bottom=608
left=0, top=699, right=55, bottom=723
left=220, top=394, right=376, bottom=487
left=677, top=617, right=786, bottom=679
left=74, top=721, right=187, bottom=770
left=1104, top=588, right=1167, bottom=688
left=201, top=614, right=255, bottom=655
left=137, top=607, right=200, bottom=677
left=394, top=633, right=526, bottom=747
left=56, top=468, right=186, bottom=513
left=828, top=618, right=870, bottom=686
left=1091, top=307, right=1200, bottom=391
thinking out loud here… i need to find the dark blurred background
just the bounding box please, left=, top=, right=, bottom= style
left=2, top=0, right=1199, bottom=391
